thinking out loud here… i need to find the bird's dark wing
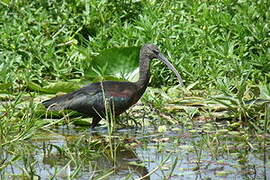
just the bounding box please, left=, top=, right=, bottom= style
left=42, top=83, right=102, bottom=113
left=42, top=81, right=139, bottom=115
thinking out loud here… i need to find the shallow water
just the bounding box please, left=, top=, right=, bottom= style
left=1, top=124, right=270, bottom=180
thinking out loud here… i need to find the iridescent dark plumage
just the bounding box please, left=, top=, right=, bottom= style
left=42, top=44, right=183, bottom=127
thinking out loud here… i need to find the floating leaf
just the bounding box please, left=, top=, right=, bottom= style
left=27, top=81, right=81, bottom=94
left=216, top=171, right=233, bottom=176
left=84, top=46, right=140, bottom=82
left=228, top=131, right=241, bottom=136
left=73, top=118, right=92, bottom=126
left=127, top=161, right=146, bottom=167
left=179, top=145, right=193, bottom=151
left=216, top=129, right=229, bottom=135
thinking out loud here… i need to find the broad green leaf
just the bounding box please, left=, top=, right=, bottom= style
left=28, top=81, right=81, bottom=94
left=29, top=46, right=140, bottom=93
left=84, top=46, right=140, bottom=82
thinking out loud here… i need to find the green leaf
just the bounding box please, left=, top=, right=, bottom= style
left=84, top=46, right=140, bottom=82
left=27, top=81, right=81, bottom=94
left=127, top=161, right=146, bottom=167
left=73, top=118, right=92, bottom=126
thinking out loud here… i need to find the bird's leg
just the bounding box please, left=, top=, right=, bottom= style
left=91, top=116, right=102, bottom=128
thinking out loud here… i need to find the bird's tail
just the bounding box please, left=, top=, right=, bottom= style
left=42, top=95, right=68, bottom=111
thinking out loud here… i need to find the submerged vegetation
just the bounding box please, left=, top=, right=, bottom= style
left=0, top=0, right=269, bottom=179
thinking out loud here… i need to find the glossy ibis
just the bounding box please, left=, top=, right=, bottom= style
left=42, top=44, right=184, bottom=127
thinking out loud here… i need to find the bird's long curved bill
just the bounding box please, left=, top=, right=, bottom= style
left=158, top=53, right=184, bottom=87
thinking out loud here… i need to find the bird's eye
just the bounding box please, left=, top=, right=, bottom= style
left=153, top=49, right=159, bottom=55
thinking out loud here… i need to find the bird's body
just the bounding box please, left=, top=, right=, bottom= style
left=43, top=81, right=147, bottom=127
left=43, top=44, right=183, bottom=127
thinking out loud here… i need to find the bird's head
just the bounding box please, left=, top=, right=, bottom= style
left=142, top=44, right=161, bottom=59
left=141, top=44, right=184, bottom=87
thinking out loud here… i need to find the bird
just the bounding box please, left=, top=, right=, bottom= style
left=42, top=44, right=184, bottom=127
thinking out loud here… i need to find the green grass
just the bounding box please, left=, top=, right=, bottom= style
left=0, top=0, right=270, bottom=179
left=1, top=0, right=269, bottom=88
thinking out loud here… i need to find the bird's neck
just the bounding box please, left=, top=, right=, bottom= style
left=135, top=53, right=151, bottom=95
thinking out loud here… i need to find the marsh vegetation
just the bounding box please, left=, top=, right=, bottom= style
left=0, top=0, right=269, bottom=179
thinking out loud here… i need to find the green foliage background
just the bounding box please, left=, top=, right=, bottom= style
left=0, top=0, right=269, bottom=90
left=0, top=1, right=269, bottom=178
